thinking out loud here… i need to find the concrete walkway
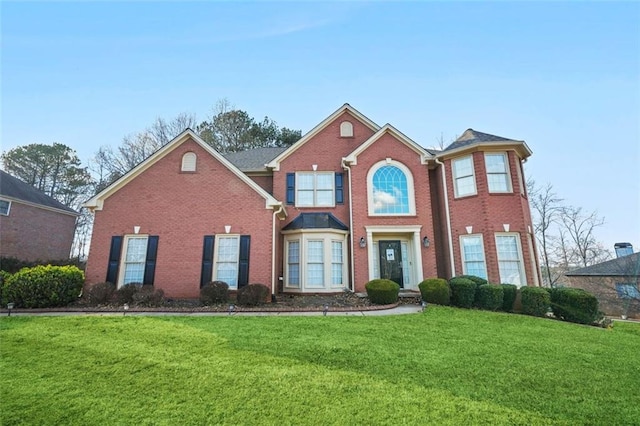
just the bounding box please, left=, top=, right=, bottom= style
left=2, top=304, right=424, bottom=317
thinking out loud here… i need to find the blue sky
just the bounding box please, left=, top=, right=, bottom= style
left=2, top=1, right=639, bottom=252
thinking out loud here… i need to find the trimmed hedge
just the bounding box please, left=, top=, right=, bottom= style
left=200, top=281, right=230, bottom=305
left=448, top=277, right=476, bottom=308
left=237, top=283, right=269, bottom=306
left=85, top=282, right=116, bottom=306
left=116, top=283, right=142, bottom=305
left=477, top=284, right=504, bottom=311
left=520, top=287, right=550, bottom=317
left=365, top=279, right=400, bottom=305
left=2, top=265, right=84, bottom=308
left=500, top=284, right=518, bottom=312
left=418, top=278, right=450, bottom=305
left=456, top=275, right=488, bottom=288
left=550, top=287, right=599, bottom=324
left=132, top=285, right=165, bottom=307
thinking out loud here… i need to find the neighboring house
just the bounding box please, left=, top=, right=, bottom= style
left=566, top=252, right=640, bottom=318
left=0, top=170, right=79, bottom=261
left=84, top=104, right=541, bottom=298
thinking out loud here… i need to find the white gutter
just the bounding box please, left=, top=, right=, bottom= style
left=435, top=158, right=456, bottom=277
left=271, top=203, right=285, bottom=301
left=341, top=159, right=355, bottom=291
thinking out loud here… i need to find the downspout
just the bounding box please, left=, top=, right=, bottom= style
left=435, top=157, right=456, bottom=277
left=271, top=203, right=284, bottom=302
left=341, top=159, right=355, bottom=292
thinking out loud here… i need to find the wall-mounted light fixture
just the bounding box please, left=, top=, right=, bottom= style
left=422, top=236, right=430, bottom=248
left=359, top=237, right=367, bottom=248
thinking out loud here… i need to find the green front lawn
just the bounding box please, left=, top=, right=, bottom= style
left=1, top=307, right=639, bottom=425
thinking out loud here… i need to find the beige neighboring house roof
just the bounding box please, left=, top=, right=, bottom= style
left=343, top=123, right=434, bottom=166
left=266, top=103, right=381, bottom=171
left=83, top=129, right=286, bottom=217
left=437, top=129, right=532, bottom=160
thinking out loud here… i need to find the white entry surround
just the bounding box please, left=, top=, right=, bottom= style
left=365, top=225, right=424, bottom=290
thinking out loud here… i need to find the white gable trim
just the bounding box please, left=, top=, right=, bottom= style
left=343, top=124, right=434, bottom=166
left=266, top=104, right=380, bottom=171
left=437, top=141, right=533, bottom=160
left=84, top=129, right=285, bottom=215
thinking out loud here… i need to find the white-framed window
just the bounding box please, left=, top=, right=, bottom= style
left=0, top=199, right=11, bottom=216
left=495, top=233, right=526, bottom=287
left=120, top=235, right=148, bottom=285
left=284, top=233, right=347, bottom=291
left=367, top=160, right=416, bottom=215
left=340, top=121, right=354, bottom=137
left=287, top=240, right=301, bottom=288
left=181, top=152, right=197, bottom=172
left=452, top=155, right=477, bottom=197
left=460, top=234, right=487, bottom=279
left=485, top=153, right=511, bottom=193
left=214, top=235, right=240, bottom=288
left=296, top=172, right=334, bottom=207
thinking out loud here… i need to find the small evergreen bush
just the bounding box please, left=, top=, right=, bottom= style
left=448, top=277, right=476, bottom=308
left=365, top=279, right=400, bottom=305
left=132, top=285, right=165, bottom=307
left=418, top=278, right=450, bottom=305
left=85, top=282, right=116, bottom=306
left=500, top=284, right=518, bottom=312
left=236, top=283, right=269, bottom=306
left=477, top=284, right=504, bottom=311
left=457, top=275, right=488, bottom=288
left=550, top=287, right=599, bottom=324
left=116, top=283, right=142, bottom=305
left=520, top=287, right=550, bottom=317
left=2, top=265, right=84, bottom=308
left=200, top=281, right=230, bottom=305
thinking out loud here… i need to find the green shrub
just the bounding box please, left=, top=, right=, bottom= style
left=132, top=285, right=165, bottom=307
left=500, top=284, right=518, bottom=312
left=85, top=282, right=116, bottom=306
left=365, top=279, right=400, bottom=305
left=116, top=283, right=142, bottom=305
left=477, top=284, right=504, bottom=311
left=2, top=265, right=84, bottom=308
left=418, top=278, right=450, bottom=305
left=200, top=281, right=229, bottom=305
left=236, top=283, right=269, bottom=306
left=448, top=277, right=476, bottom=308
left=520, top=287, right=551, bottom=317
left=550, top=287, right=599, bottom=324
left=0, top=270, right=11, bottom=304
left=457, top=275, right=488, bottom=288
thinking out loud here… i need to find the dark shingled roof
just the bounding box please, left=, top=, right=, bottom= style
left=224, top=147, right=288, bottom=171
left=0, top=170, right=78, bottom=214
left=565, top=252, right=640, bottom=277
left=444, top=129, right=516, bottom=152
left=283, top=213, right=349, bottom=231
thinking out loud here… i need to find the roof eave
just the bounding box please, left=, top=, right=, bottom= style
left=437, top=140, right=532, bottom=160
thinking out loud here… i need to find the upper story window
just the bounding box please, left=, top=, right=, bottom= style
left=296, top=172, right=335, bottom=207
left=485, top=153, right=511, bottom=193
left=452, top=155, right=476, bottom=198
left=368, top=160, right=415, bottom=215
left=0, top=199, right=11, bottom=216
left=340, top=121, right=353, bottom=137
left=181, top=152, right=197, bottom=172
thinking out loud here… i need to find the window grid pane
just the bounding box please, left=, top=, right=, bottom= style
left=123, top=237, right=148, bottom=284
left=287, top=241, right=300, bottom=287
left=372, top=165, right=409, bottom=214
left=0, top=200, right=10, bottom=215
left=296, top=172, right=334, bottom=207
left=486, top=154, right=509, bottom=192
left=307, top=241, right=324, bottom=287
left=496, top=235, right=523, bottom=286
left=461, top=236, right=487, bottom=279
left=216, top=237, right=239, bottom=288
left=453, top=156, right=476, bottom=197
left=331, top=241, right=343, bottom=285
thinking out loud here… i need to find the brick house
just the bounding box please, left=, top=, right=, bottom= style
left=0, top=170, right=79, bottom=261
left=84, top=104, right=541, bottom=298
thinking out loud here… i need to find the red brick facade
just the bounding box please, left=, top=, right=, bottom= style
left=0, top=202, right=77, bottom=261
left=84, top=104, right=541, bottom=298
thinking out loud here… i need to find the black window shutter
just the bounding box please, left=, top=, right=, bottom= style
left=201, top=235, right=215, bottom=287
left=286, top=173, right=295, bottom=205
left=335, top=172, right=344, bottom=204
left=238, top=235, right=251, bottom=288
left=143, top=236, right=159, bottom=285
left=106, top=236, right=123, bottom=284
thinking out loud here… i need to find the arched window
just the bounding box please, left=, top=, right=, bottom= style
left=340, top=121, right=353, bottom=137
left=367, top=161, right=415, bottom=215
left=181, top=152, right=197, bottom=172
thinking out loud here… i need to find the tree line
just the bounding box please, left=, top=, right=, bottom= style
left=1, top=100, right=302, bottom=258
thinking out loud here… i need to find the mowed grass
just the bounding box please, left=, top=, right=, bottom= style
left=1, top=307, right=639, bottom=425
